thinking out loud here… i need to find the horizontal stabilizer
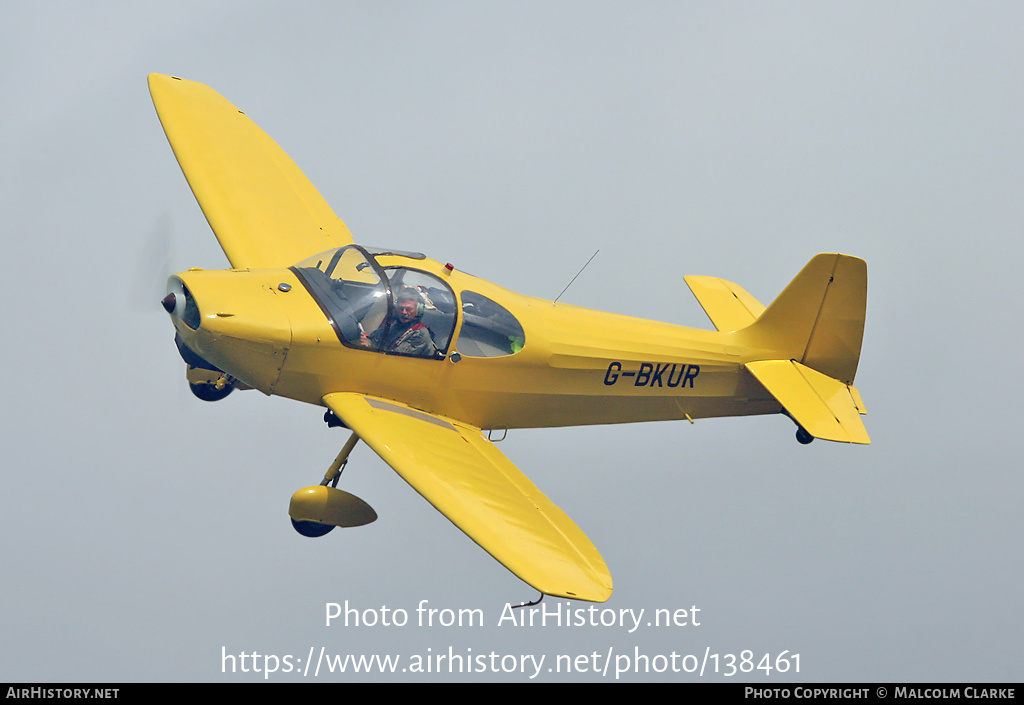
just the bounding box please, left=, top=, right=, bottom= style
left=684, top=275, right=766, bottom=331
left=323, top=393, right=613, bottom=602
left=745, top=360, right=870, bottom=444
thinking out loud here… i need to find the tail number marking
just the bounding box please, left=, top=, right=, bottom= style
left=603, top=362, right=700, bottom=389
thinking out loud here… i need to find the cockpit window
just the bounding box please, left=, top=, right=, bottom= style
left=291, top=246, right=456, bottom=359
left=457, top=291, right=525, bottom=357
left=382, top=268, right=458, bottom=353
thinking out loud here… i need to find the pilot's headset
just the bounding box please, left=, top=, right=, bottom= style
left=395, top=287, right=428, bottom=317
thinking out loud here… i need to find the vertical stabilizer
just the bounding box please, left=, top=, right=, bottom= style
left=742, top=254, right=867, bottom=384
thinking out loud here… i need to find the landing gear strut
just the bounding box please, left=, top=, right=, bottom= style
left=289, top=431, right=377, bottom=536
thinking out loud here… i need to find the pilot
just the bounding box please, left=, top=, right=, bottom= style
left=359, top=287, right=438, bottom=358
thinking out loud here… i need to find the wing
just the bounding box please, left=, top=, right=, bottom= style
left=148, top=74, right=353, bottom=269
left=323, top=392, right=613, bottom=602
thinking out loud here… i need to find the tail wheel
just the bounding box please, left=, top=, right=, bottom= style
left=795, top=427, right=814, bottom=445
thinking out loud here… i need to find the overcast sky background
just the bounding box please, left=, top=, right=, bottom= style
left=2, top=1, right=1022, bottom=683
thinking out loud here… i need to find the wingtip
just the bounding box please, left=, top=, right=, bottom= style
left=147, top=73, right=175, bottom=97
left=147, top=73, right=189, bottom=93
left=544, top=567, right=614, bottom=603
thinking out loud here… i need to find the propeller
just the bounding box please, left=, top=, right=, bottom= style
left=133, top=211, right=175, bottom=314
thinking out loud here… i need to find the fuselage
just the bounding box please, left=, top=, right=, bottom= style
left=168, top=246, right=782, bottom=431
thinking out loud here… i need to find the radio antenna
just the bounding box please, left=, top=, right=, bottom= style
left=553, top=249, right=599, bottom=305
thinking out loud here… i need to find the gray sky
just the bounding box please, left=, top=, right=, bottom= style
left=2, top=1, right=1021, bottom=682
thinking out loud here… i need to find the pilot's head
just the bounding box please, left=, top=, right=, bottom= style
left=394, top=288, right=424, bottom=324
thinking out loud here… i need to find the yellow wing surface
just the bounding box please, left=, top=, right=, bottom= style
left=323, top=393, right=613, bottom=602
left=148, top=74, right=352, bottom=269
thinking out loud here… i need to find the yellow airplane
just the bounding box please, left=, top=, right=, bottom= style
left=150, top=74, right=869, bottom=604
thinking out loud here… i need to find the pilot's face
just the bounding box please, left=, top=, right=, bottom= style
left=395, top=298, right=419, bottom=323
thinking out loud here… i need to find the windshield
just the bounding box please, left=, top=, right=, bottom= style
left=293, top=246, right=389, bottom=345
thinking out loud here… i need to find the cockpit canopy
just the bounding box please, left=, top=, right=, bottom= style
left=291, top=245, right=524, bottom=359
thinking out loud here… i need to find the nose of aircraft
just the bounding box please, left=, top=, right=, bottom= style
left=161, top=277, right=202, bottom=330
left=163, top=270, right=293, bottom=394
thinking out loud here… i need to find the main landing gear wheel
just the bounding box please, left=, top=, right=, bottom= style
left=291, top=518, right=335, bottom=537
